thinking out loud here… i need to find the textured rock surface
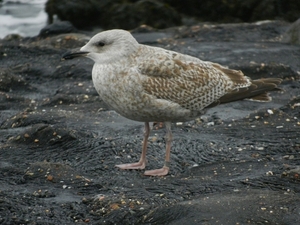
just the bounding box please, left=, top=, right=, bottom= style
left=282, top=18, right=300, bottom=45
left=0, top=21, right=300, bottom=224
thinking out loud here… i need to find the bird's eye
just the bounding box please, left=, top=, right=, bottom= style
left=97, top=42, right=105, bottom=47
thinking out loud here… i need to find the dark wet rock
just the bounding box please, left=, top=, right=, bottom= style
left=282, top=18, right=300, bottom=45
left=0, top=21, right=300, bottom=224
left=8, top=123, right=77, bottom=146
left=45, top=0, right=300, bottom=31
left=164, top=0, right=300, bottom=23
left=249, top=0, right=300, bottom=22
left=0, top=68, right=33, bottom=92
left=45, top=0, right=112, bottom=27
left=104, top=0, right=181, bottom=30
left=34, top=33, right=90, bottom=49
left=45, top=0, right=181, bottom=30
left=2, top=33, right=23, bottom=41
left=174, top=21, right=289, bottom=42
left=0, top=67, right=36, bottom=111
left=39, top=21, right=78, bottom=38
left=280, top=96, right=300, bottom=118
left=282, top=165, right=300, bottom=180
left=24, top=161, right=86, bottom=184
left=0, top=92, right=31, bottom=111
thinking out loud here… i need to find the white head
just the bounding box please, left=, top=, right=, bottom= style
left=63, top=29, right=139, bottom=64
left=81, top=29, right=139, bottom=63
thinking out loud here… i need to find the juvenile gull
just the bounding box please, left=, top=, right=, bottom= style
left=63, top=29, right=281, bottom=176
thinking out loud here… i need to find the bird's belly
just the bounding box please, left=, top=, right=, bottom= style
left=92, top=66, right=203, bottom=122
left=93, top=79, right=201, bottom=122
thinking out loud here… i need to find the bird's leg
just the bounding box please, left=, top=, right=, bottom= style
left=144, top=122, right=171, bottom=176
left=115, top=122, right=150, bottom=170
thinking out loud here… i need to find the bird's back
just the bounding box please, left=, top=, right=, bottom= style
left=135, top=45, right=251, bottom=110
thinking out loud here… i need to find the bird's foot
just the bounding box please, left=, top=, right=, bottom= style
left=144, top=166, right=169, bottom=176
left=115, top=161, right=146, bottom=170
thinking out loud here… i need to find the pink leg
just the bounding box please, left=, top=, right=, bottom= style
left=144, top=121, right=172, bottom=176
left=115, top=122, right=150, bottom=170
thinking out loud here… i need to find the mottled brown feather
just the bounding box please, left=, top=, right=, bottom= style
left=140, top=56, right=235, bottom=111
left=217, top=78, right=282, bottom=104
left=139, top=51, right=281, bottom=110
left=211, top=63, right=249, bottom=87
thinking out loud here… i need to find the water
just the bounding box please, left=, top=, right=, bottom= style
left=0, top=0, right=48, bottom=38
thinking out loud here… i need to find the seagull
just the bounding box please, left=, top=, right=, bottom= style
left=62, top=29, right=281, bottom=176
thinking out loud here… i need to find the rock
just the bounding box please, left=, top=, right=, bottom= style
left=282, top=18, right=300, bottom=45
left=8, top=123, right=77, bottom=146
left=164, top=0, right=300, bottom=23
left=0, top=67, right=36, bottom=111
left=45, top=0, right=181, bottom=30
left=45, top=0, right=300, bottom=31
left=0, top=21, right=300, bottom=224
left=174, top=21, right=288, bottom=42
left=105, top=0, right=181, bottom=30
left=45, top=0, right=115, bottom=28
left=0, top=68, right=32, bottom=92
left=3, top=34, right=23, bottom=41
left=282, top=166, right=300, bottom=180
left=39, top=21, right=78, bottom=38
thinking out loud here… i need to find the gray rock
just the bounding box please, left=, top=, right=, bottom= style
left=39, top=21, right=77, bottom=38
left=45, top=0, right=181, bottom=30
left=282, top=18, right=300, bottom=45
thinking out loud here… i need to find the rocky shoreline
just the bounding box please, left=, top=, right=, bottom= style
left=45, top=0, right=300, bottom=30
left=0, top=20, right=300, bottom=224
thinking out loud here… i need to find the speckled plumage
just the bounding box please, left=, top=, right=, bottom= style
left=87, top=31, right=253, bottom=122
left=63, top=29, right=281, bottom=176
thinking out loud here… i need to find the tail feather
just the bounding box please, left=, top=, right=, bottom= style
left=247, top=93, right=272, bottom=102
left=219, top=78, right=282, bottom=103
left=207, top=63, right=282, bottom=108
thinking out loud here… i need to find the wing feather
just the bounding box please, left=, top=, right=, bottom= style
left=137, top=48, right=239, bottom=110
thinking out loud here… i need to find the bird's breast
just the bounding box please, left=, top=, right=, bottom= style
left=91, top=63, right=152, bottom=119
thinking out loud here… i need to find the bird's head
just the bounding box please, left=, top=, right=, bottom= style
left=62, top=29, right=139, bottom=64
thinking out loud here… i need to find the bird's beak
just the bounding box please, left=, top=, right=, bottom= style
left=62, top=51, right=89, bottom=60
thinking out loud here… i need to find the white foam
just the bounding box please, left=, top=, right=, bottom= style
left=0, top=0, right=47, bottom=38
